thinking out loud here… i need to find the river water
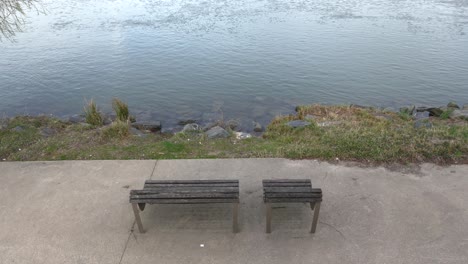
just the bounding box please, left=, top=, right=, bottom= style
left=1, top=0, right=468, bottom=131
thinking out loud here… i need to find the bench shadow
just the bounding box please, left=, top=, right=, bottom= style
left=269, top=203, right=314, bottom=232
left=139, top=203, right=234, bottom=233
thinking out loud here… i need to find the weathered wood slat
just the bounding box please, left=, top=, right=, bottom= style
left=144, top=183, right=239, bottom=188
left=145, top=180, right=238, bottom=184
left=264, top=193, right=322, bottom=198
left=131, top=193, right=238, bottom=199
left=262, top=182, right=311, bottom=187
left=262, top=179, right=321, bottom=203
left=263, top=179, right=311, bottom=183
left=130, top=198, right=238, bottom=204
left=264, top=197, right=322, bottom=203
left=141, top=187, right=239, bottom=193
left=263, top=187, right=314, bottom=193
left=131, top=180, right=240, bottom=205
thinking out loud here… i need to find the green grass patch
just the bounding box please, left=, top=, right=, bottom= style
left=112, top=98, right=130, bottom=122
left=84, top=99, right=103, bottom=126
left=1, top=105, right=468, bottom=164
left=101, top=121, right=130, bottom=140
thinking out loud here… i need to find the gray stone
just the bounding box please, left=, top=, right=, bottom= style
left=68, top=114, right=85, bottom=124
left=413, top=111, right=430, bottom=120
left=416, top=107, right=443, bottom=117
left=181, top=123, right=200, bottom=133
left=202, top=122, right=218, bottom=132
left=451, top=110, right=468, bottom=120
left=428, top=107, right=443, bottom=117
left=317, top=121, right=343, bottom=127
left=400, top=105, right=416, bottom=115
left=463, top=104, right=468, bottom=110
left=439, top=106, right=448, bottom=112
left=12, top=126, right=25, bottom=132
left=399, top=107, right=409, bottom=114
left=178, top=119, right=198, bottom=126
left=205, top=126, right=230, bottom=139
left=40, top=128, right=57, bottom=138
left=253, top=121, right=263, bottom=132
left=416, top=106, right=429, bottom=112
left=287, top=120, right=311, bottom=128
left=414, top=120, right=433, bottom=129
left=131, top=121, right=161, bottom=132
left=234, top=132, right=252, bottom=139
left=447, top=102, right=460, bottom=109
left=130, top=127, right=146, bottom=137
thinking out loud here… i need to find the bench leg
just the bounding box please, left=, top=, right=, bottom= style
left=266, top=203, right=272, bottom=233
left=310, top=201, right=321, bottom=233
left=232, top=203, right=239, bottom=233
left=132, top=203, right=145, bottom=233
left=310, top=202, right=316, bottom=210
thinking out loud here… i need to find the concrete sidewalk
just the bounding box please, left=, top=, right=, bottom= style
left=0, top=159, right=467, bottom=264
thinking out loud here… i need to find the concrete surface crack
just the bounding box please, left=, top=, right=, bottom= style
left=319, top=221, right=347, bottom=241
left=118, top=222, right=135, bottom=264
left=149, top=160, right=159, bottom=180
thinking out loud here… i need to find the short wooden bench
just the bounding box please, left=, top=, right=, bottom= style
left=129, top=180, right=240, bottom=233
left=263, top=179, right=322, bottom=233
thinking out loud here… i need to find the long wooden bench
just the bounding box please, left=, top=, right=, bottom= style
left=263, top=179, right=322, bottom=233
left=129, top=180, right=240, bottom=233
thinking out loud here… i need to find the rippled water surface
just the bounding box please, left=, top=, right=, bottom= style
left=1, top=0, right=468, bottom=130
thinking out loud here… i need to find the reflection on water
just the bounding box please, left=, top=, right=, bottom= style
left=0, top=0, right=468, bottom=131
left=0, top=0, right=42, bottom=40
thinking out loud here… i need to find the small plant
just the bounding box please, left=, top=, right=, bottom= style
left=440, top=109, right=454, bottom=120
left=112, top=98, right=129, bottom=122
left=84, top=99, right=103, bottom=126
left=398, top=112, right=412, bottom=121
left=101, top=121, right=130, bottom=140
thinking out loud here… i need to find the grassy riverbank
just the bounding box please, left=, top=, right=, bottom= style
left=1, top=105, right=467, bottom=164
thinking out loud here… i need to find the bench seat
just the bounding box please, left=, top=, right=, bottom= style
left=262, top=179, right=322, bottom=233
left=130, top=180, right=240, bottom=233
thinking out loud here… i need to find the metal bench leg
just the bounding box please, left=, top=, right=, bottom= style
left=310, top=201, right=321, bottom=233
left=132, top=203, right=145, bottom=233
left=266, top=203, right=272, bottom=233
left=232, top=203, right=239, bottom=233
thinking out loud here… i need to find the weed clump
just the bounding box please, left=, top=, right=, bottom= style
left=84, top=99, right=103, bottom=126
left=112, top=98, right=130, bottom=122
left=101, top=121, right=130, bottom=140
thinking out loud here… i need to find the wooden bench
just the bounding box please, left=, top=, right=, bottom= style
left=129, top=180, right=240, bottom=233
left=263, top=179, right=322, bottom=233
